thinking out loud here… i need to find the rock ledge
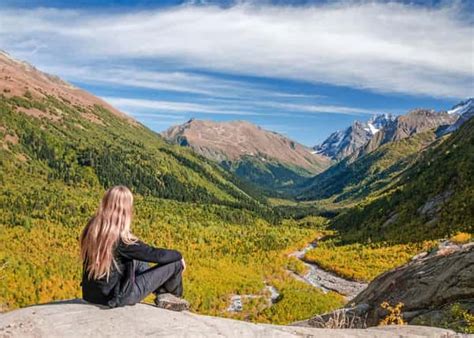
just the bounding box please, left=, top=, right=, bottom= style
left=0, top=300, right=455, bottom=337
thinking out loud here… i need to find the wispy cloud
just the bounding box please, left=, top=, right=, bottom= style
left=39, top=64, right=322, bottom=100
left=255, top=102, right=378, bottom=115
left=102, top=96, right=266, bottom=116
left=0, top=2, right=472, bottom=98
left=103, top=95, right=384, bottom=118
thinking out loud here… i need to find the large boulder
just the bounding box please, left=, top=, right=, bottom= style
left=301, top=242, right=473, bottom=331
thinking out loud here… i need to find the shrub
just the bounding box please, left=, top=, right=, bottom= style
left=450, top=232, right=472, bottom=244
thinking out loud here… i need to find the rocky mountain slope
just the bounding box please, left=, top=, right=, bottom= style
left=162, top=119, right=330, bottom=191
left=441, top=98, right=474, bottom=135
left=0, top=300, right=456, bottom=337
left=313, top=114, right=395, bottom=160
left=0, top=50, right=131, bottom=123
left=358, top=109, right=458, bottom=157
left=313, top=106, right=460, bottom=161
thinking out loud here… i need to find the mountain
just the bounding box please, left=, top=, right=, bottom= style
left=162, top=119, right=331, bottom=192
left=447, top=98, right=474, bottom=116
left=312, top=114, right=394, bottom=160
left=332, top=114, right=474, bottom=243
left=0, top=50, right=269, bottom=218
left=313, top=108, right=458, bottom=161
left=440, top=98, right=474, bottom=135
left=0, top=50, right=131, bottom=123
left=298, top=105, right=462, bottom=202
left=359, top=109, right=458, bottom=156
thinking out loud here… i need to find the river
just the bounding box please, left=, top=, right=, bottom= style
left=227, top=238, right=367, bottom=312
left=289, top=240, right=367, bottom=300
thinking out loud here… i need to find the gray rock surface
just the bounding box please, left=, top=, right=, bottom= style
left=351, top=243, right=473, bottom=326
left=301, top=242, right=474, bottom=329
left=0, top=300, right=456, bottom=337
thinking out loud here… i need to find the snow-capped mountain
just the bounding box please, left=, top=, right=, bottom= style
left=313, top=100, right=469, bottom=161
left=441, top=98, right=474, bottom=135
left=313, top=114, right=394, bottom=160
left=447, top=98, right=474, bottom=115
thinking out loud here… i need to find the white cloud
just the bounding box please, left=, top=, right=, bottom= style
left=255, top=101, right=378, bottom=115
left=102, top=96, right=265, bottom=115
left=0, top=2, right=472, bottom=98
left=39, top=64, right=321, bottom=100
left=103, top=95, right=384, bottom=117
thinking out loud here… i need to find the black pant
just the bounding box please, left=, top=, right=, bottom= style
left=121, top=260, right=184, bottom=305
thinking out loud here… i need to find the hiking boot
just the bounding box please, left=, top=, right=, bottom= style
left=154, top=293, right=190, bottom=312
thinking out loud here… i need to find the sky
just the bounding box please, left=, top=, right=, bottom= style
left=0, top=0, right=473, bottom=146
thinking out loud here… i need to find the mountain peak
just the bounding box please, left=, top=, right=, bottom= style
left=162, top=119, right=331, bottom=189
left=313, top=101, right=466, bottom=161
left=447, top=98, right=474, bottom=115
left=313, top=113, right=394, bottom=160
left=0, top=51, right=132, bottom=123
left=162, top=119, right=328, bottom=166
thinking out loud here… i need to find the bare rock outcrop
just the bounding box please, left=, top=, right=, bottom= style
left=301, top=242, right=473, bottom=331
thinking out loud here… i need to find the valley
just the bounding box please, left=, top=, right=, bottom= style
left=0, top=50, right=472, bottom=333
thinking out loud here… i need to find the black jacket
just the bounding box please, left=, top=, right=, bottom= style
left=81, top=240, right=182, bottom=307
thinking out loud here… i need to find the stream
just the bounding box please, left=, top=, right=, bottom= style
left=227, top=284, right=280, bottom=312
left=289, top=241, right=367, bottom=300
left=227, top=239, right=367, bottom=312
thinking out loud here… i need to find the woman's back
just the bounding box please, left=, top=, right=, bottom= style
left=80, top=186, right=187, bottom=310
left=82, top=238, right=183, bottom=307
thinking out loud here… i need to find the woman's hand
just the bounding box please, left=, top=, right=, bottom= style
left=181, top=258, right=186, bottom=272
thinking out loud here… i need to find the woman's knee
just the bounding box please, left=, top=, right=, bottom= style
left=174, top=260, right=183, bottom=273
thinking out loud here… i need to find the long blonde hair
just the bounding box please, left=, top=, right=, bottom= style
left=80, top=186, right=137, bottom=280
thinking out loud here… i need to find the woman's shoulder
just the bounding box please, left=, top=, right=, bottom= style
left=116, top=238, right=141, bottom=251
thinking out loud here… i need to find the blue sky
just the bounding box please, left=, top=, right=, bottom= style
left=0, top=0, right=472, bottom=145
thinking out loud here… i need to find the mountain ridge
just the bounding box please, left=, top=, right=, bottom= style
left=0, top=50, right=134, bottom=124
left=162, top=118, right=331, bottom=192
left=332, top=115, right=474, bottom=243
left=313, top=106, right=462, bottom=161
left=312, top=114, right=395, bottom=160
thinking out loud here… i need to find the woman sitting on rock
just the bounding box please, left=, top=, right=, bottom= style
left=80, top=185, right=189, bottom=311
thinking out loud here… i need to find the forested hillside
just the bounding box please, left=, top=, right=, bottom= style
left=297, top=130, right=439, bottom=203
left=0, top=93, right=273, bottom=215
left=332, top=116, right=474, bottom=243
